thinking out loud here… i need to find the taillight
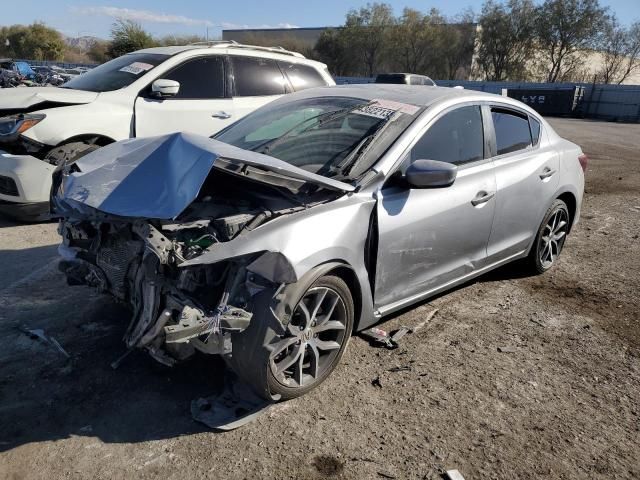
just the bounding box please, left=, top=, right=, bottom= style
left=578, top=153, right=588, bottom=173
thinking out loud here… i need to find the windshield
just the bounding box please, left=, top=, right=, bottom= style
left=62, top=53, right=169, bottom=92
left=215, top=97, right=414, bottom=180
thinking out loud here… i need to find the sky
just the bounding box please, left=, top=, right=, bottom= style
left=3, top=0, right=639, bottom=39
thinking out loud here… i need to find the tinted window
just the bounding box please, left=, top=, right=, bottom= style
left=530, top=117, right=541, bottom=145
left=279, top=61, right=326, bottom=91
left=375, top=74, right=406, bottom=84
left=411, top=106, right=484, bottom=165
left=62, top=53, right=169, bottom=92
left=163, top=56, right=224, bottom=99
left=492, top=109, right=532, bottom=155
left=231, top=56, right=286, bottom=96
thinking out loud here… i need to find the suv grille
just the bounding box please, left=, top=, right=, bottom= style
left=0, top=175, right=19, bottom=196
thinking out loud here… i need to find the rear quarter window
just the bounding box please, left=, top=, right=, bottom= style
left=279, top=61, right=327, bottom=91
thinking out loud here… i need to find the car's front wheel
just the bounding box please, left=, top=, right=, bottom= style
left=229, top=274, right=354, bottom=400
left=526, top=199, right=570, bottom=274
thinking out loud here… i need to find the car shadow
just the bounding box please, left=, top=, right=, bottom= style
left=380, top=259, right=533, bottom=323
left=0, top=245, right=533, bottom=452
left=0, top=249, right=229, bottom=452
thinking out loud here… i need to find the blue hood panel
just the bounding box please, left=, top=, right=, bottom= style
left=60, top=132, right=354, bottom=220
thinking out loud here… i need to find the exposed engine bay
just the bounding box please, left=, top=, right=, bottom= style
left=58, top=169, right=323, bottom=366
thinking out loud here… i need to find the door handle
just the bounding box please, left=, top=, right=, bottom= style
left=212, top=111, right=231, bottom=119
left=471, top=191, right=495, bottom=207
left=539, top=167, right=557, bottom=180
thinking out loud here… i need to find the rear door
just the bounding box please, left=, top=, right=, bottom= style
left=375, top=104, right=496, bottom=310
left=486, top=107, right=559, bottom=261
left=229, top=55, right=288, bottom=122
left=134, top=55, right=234, bottom=137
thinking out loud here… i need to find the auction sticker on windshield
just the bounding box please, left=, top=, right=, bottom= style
left=355, top=99, right=420, bottom=119
left=119, top=62, right=154, bottom=75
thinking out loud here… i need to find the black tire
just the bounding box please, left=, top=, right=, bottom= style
left=45, top=142, right=100, bottom=168
left=525, top=199, right=570, bottom=274
left=228, top=275, right=354, bottom=401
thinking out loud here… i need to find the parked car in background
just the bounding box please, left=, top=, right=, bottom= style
left=375, top=73, right=436, bottom=86
left=0, top=59, right=37, bottom=80
left=0, top=41, right=334, bottom=220
left=54, top=84, right=585, bottom=401
left=0, top=67, right=20, bottom=88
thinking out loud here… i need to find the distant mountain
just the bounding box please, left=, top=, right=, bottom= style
left=63, top=35, right=103, bottom=52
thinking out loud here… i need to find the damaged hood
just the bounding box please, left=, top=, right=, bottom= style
left=0, top=87, right=98, bottom=110
left=58, top=132, right=354, bottom=220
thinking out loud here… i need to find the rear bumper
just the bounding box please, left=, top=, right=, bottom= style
left=0, top=150, right=54, bottom=220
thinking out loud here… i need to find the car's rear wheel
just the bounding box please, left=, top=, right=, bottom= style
left=229, top=275, right=354, bottom=400
left=526, top=199, right=570, bottom=274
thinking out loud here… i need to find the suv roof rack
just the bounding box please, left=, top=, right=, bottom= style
left=187, top=40, right=305, bottom=59
left=187, top=40, right=239, bottom=46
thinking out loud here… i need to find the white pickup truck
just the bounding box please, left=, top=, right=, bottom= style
left=0, top=41, right=334, bottom=220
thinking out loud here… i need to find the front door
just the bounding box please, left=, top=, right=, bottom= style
left=375, top=105, right=496, bottom=310
left=135, top=55, right=235, bottom=138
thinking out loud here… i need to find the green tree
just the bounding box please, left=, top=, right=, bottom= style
left=476, top=0, right=536, bottom=81
left=343, top=2, right=395, bottom=76
left=535, top=0, right=609, bottom=82
left=313, top=29, right=354, bottom=76
left=87, top=40, right=111, bottom=63
left=107, top=19, right=157, bottom=58
left=0, top=23, right=65, bottom=60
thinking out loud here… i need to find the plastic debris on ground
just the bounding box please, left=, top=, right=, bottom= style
left=360, top=308, right=439, bottom=349
left=18, top=326, right=70, bottom=358
left=446, top=469, right=466, bottom=480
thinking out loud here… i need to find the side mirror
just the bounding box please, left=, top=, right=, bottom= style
left=405, top=159, right=457, bottom=188
left=151, top=79, right=180, bottom=98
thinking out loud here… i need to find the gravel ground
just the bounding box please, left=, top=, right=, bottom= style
left=0, top=118, right=638, bottom=480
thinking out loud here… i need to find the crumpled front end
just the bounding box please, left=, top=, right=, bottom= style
left=58, top=213, right=290, bottom=365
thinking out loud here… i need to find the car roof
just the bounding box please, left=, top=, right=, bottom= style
left=134, top=42, right=316, bottom=63
left=275, top=84, right=495, bottom=107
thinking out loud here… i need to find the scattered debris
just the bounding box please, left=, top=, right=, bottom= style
left=446, top=469, right=466, bottom=480
left=497, top=346, right=517, bottom=353
left=388, top=365, right=412, bottom=373
left=377, top=471, right=397, bottom=479
left=191, top=375, right=274, bottom=431
left=361, top=309, right=438, bottom=349
left=110, top=349, right=135, bottom=370
left=18, top=327, right=70, bottom=358
left=411, top=308, right=439, bottom=333
left=361, top=325, right=412, bottom=349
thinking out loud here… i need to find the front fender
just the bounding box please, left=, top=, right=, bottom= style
left=182, top=193, right=378, bottom=329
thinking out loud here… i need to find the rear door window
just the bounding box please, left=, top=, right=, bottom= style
left=411, top=105, right=484, bottom=165
left=231, top=56, right=286, bottom=96
left=163, top=56, right=225, bottom=99
left=278, top=61, right=327, bottom=91
left=491, top=108, right=533, bottom=155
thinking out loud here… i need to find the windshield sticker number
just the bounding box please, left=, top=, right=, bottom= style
left=354, top=99, right=420, bottom=119
left=119, top=62, right=154, bottom=75
left=372, top=99, right=420, bottom=115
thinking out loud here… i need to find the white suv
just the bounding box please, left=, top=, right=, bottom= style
left=0, top=41, right=334, bottom=220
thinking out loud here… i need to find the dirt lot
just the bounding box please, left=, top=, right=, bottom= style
left=0, top=118, right=638, bottom=480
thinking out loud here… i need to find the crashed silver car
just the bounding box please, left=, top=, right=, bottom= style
left=54, top=85, right=586, bottom=400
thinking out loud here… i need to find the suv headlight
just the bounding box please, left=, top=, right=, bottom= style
left=0, top=114, right=46, bottom=138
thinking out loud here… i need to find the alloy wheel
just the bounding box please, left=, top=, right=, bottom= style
left=268, top=286, right=348, bottom=388
left=539, top=209, right=568, bottom=269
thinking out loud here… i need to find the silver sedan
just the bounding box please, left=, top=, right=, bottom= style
left=55, top=85, right=586, bottom=400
